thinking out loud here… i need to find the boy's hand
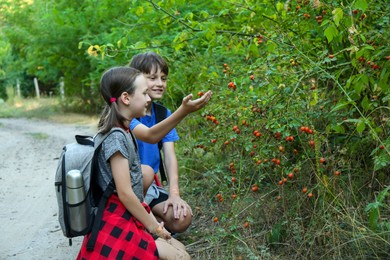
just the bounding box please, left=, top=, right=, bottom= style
left=181, top=90, right=212, bottom=114
left=163, top=195, right=193, bottom=219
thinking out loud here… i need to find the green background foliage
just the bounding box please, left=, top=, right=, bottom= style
left=1, top=0, right=389, bottom=258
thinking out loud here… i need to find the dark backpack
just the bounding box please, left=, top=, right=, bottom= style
left=153, top=102, right=168, bottom=184
left=54, top=127, right=131, bottom=250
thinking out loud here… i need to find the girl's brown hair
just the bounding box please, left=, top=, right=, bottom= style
left=98, top=66, right=142, bottom=134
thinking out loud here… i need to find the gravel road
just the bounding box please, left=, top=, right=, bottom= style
left=0, top=118, right=97, bottom=259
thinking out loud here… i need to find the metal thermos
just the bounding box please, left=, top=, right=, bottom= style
left=66, top=170, right=87, bottom=232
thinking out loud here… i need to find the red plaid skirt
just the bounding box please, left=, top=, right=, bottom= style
left=77, top=194, right=158, bottom=260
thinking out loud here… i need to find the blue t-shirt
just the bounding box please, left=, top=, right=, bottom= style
left=130, top=104, right=179, bottom=173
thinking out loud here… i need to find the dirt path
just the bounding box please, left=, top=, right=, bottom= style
left=0, top=118, right=97, bottom=259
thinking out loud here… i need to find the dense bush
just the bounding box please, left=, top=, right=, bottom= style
left=1, top=0, right=389, bottom=258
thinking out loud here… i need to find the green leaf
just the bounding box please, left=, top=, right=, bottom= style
left=332, top=124, right=345, bottom=134
left=200, top=10, right=209, bottom=18
left=361, top=95, right=371, bottom=111
left=133, top=41, right=147, bottom=49
left=354, top=0, right=368, bottom=12
left=204, top=29, right=216, bottom=41
left=332, top=8, right=343, bottom=27
left=379, top=68, right=389, bottom=92
left=330, top=101, right=350, bottom=112
left=374, top=154, right=390, bottom=171
left=353, top=74, right=368, bottom=95
left=324, top=25, right=338, bottom=43
left=266, top=41, right=277, bottom=53
left=377, top=186, right=390, bottom=202
left=135, top=6, right=144, bottom=16
left=366, top=201, right=379, bottom=231
left=248, top=44, right=259, bottom=57
left=310, top=91, right=318, bottom=106
left=276, top=2, right=284, bottom=12
left=357, top=119, right=366, bottom=134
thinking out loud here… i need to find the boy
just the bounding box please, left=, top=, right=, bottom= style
left=129, top=52, right=197, bottom=233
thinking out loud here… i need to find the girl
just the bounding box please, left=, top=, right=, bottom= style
left=77, top=67, right=211, bottom=259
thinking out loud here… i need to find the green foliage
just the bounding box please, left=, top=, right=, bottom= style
left=365, top=185, right=390, bottom=232
left=1, top=0, right=389, bottom=258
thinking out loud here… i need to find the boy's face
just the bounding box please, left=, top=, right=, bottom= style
left=144, top=66, right=167, bottom=100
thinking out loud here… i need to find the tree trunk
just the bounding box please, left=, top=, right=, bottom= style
left=33, top=77, right=40, bottom=98
left=16, top=79, right=21, bottom=97
left=60, top=78, right=65, bottom=100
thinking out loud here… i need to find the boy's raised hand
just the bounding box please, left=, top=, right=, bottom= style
left=181, top=90, right=212, bottom=114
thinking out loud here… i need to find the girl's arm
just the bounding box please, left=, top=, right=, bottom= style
left=133, top=90, right=212, bottom=143
left=110, top=151, right=171, bottom=239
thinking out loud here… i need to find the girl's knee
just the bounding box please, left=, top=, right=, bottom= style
left=156, top=238, right=191, bottom=260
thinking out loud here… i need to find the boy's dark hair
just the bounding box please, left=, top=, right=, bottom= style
left=129, top=52, right=169, bottom=75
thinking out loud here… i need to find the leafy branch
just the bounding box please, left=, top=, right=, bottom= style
left=147, top=0, right=255, bottom=37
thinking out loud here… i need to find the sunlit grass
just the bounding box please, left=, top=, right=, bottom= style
left=0, top=97, right=99, bottom=124
left=25, top=132, right=49, bottom=140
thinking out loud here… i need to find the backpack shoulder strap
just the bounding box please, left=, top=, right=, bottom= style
left=153, top=102, right=168, bottom=185
left=86, top=127, right=135, bottom=251
left=153, top=102, right=168, bottom=129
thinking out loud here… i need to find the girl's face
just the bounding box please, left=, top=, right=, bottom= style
left=144, top=66, right=167, bottom=100
left=129, top=74, right=151, bottom=118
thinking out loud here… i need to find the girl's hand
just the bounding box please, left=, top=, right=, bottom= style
left=181, top=90, right=212, bottom=114
left=150, top=222, right=171, bottom=240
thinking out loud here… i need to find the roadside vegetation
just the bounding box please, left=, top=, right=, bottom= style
left=1, top=0, right=389, bottom=258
